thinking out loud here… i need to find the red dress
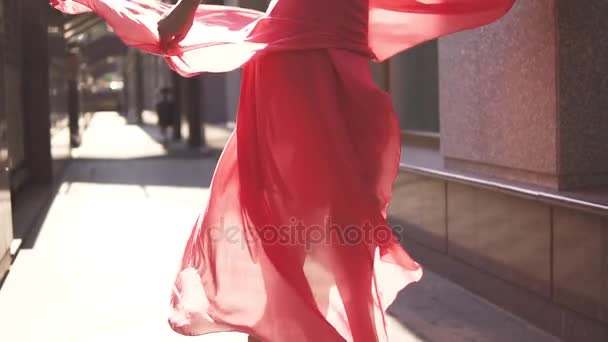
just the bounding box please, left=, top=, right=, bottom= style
left=52, top=1, right=515, bottom=341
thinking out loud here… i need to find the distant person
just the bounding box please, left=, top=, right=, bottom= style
left=155, top=87, right=175, bottom=144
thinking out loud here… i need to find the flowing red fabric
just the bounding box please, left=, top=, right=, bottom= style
left=51, top=0, right=514, bottom=341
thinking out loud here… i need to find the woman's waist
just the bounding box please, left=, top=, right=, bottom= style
left=246, top=17, right=372, bottom=58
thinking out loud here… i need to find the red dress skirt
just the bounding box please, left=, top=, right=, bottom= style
left=51, top=1, right=515, bottom=341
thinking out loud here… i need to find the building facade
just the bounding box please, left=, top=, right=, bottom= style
left=387, top=1, right=608, bottom=340
left=0, top=0, right=63, bottom=279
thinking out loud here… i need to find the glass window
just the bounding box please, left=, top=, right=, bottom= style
left=389, top=40, right=439, bottom=134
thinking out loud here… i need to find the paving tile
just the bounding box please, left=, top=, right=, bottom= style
left=0, top=112, right=561, bottom=342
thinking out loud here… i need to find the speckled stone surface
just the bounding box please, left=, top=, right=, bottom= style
left=439, top=0, right=558, bottom=182
left=439, top=0, right=608, bottom=189
left=557, top=0, right=608, bottom=184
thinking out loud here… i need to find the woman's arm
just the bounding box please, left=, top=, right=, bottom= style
left=157, top=0, right=202, bottom=48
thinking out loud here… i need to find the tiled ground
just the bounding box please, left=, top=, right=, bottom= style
left=0, top=112, right=559, bottom=342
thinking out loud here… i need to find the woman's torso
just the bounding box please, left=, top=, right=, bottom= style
left=249, top=0, right=373, bottom=58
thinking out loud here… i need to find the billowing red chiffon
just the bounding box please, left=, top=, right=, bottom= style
left=51, top=0, right=515, bottom=341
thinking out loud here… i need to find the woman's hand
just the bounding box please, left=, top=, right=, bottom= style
left=157, top=0, right=200, bottom=49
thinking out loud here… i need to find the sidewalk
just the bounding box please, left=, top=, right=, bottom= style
left=0, top=112, right=559, bottom=342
